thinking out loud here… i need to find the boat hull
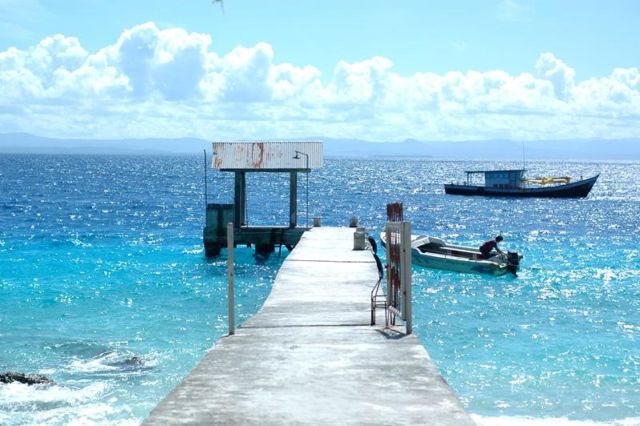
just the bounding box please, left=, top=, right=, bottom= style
left=380, top=233, right=519, bottom=276
left=411, top=250, right=512, bottom=276
left=444, top=175, right=598, bottom=198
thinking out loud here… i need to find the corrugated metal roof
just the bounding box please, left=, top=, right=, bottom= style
left=212, top=142, right=323, bottom=170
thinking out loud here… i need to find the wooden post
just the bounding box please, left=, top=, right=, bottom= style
left=227, top=222, right=235, bottom=335
left=386, top=202, right=403, bottom=222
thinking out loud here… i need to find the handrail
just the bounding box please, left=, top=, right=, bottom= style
left=370, top=252, right=388, bottom=326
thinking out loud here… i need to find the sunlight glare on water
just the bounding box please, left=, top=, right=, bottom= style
left=1, top=155, right=638, bottom=425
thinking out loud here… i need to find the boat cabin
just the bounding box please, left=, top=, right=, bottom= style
left=465, top=169, right=525, bottom=189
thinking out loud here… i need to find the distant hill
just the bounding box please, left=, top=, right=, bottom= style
left=0, top=133, right=209, bottom=155
left=320, top=137, right=640, bottom=160
left=1, top=133, right=639, bottom=160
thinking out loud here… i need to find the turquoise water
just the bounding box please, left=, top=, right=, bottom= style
left=1, top=155, right=638, bottom=425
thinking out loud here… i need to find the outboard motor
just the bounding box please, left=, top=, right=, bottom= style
left=507, top=251, right=521, bottom=276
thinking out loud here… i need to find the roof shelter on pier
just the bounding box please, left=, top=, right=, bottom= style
left=204, top=141, right=323, bottom=257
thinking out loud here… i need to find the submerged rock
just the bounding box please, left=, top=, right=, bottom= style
left=0, top=372, right=54, bottom=385
left=108, top=356, right=144, bottom=369
left=124, top=356, right=144, bottom=366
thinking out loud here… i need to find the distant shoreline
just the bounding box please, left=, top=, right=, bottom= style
left=1, top=132, right=639, bottom=160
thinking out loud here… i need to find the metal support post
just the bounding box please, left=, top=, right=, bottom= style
left=227, top=222, right=235, bottom=335
left=203, top=149, right=208, bottom=207
left=384, top=224, right=392, bottom=307
left=293, top=150, right=309, bottom=227
left=289, top=172, right=298, bottom=228
left=401, top=221, right=412, bottom=334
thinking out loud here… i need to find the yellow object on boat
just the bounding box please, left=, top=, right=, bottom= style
left=523, top=176, right=571, bottom=185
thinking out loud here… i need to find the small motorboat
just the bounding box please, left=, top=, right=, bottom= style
left=380, top=233, right=522, bottom=276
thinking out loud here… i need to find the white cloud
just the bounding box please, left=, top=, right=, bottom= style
left=0, top=22, right=639, bottom=141
left=218, top=42, right=275, bottom=102
left=107, top=22, right=212, bottom=100
left=327, top=56, right=393, bottom=105
left=270, top=63, right=322, bottom=102
left=535, top=52, right=575, bottom=99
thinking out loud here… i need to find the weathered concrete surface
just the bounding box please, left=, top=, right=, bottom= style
left=144, top=227, right=474, bottom=426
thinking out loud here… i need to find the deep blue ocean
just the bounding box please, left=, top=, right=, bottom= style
left=1, top=154, right=638, bottom=425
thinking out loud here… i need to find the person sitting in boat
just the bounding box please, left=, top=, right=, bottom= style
left=480, top=235, right=504, bottom=259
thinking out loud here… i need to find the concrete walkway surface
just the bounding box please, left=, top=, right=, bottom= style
left=143, top=227, right=475, bottom=425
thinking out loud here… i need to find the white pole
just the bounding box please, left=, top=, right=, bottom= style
left=399, top=223, right=406, bottom=320
left=227, top=222, right=235, bottom=335
left=385, top=224, right=392, bottom=307
left=305, top=155, right=309, bottom=227
left=293, top=150, right=310, bottom=227
left=402, top=221, right=412, bottom=334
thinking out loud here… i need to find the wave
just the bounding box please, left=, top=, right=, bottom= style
left=182, top=246, right=204, bottom=254
left=66, top=351, right=154, bottom=374
left=0, top=382, right=138, bottom=425
left=0, top=349, right=153, bottom=425
left=0, top=382, right=106, bottom=405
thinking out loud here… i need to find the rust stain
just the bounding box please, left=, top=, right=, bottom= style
left=251, top=142, right=265, bottom=169
left=212, top=143, right=221, bottom=168
left=212, top=141, right=320, bottom=170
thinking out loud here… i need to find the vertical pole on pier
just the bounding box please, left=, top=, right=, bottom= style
left=289, top=171, right=298, bottom=228
left=401, top=221, right=412, bottom=334
left=384, top=225, right=393, bottom=308
left=203, top=149, right=208, bottom=207
left=227, top=222, right=235, bottom=335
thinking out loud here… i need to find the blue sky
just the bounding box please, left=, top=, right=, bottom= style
left=0, top=0, right=639, bottom=142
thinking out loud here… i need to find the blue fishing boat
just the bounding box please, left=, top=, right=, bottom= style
left=444, top=169, right=598, bottom=198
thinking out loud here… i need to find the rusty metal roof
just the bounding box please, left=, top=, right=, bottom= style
left=212, top=142, right=323, bottom=170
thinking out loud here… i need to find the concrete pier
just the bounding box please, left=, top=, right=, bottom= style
left=144, top=227, right=474, bottom=425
